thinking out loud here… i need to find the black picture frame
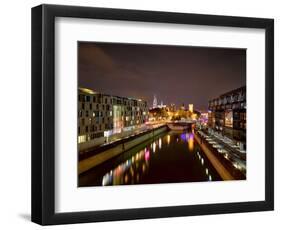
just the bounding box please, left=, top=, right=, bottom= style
left=31, top=4, right=274, bottom=225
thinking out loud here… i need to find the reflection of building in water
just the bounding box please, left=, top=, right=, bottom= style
left=102, top=136, right=166, bottom=186
left=208, top=86, right=246, bottom=150
left=102, top=147, right=151, bottom=186
left=84, top=131, right=218, bottom=186
left=187, top=133, right=194, bottom=151
left=78, top=88, right=148, bottom=146
left=196, top=151, right=212, bottom=181
left=167, top=135, right=171, bottom=145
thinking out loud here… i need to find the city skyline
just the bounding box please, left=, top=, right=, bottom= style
left=78, top=42, right=247, bottom=186
left=78, top=88, right=200, bottom=111
left=78, top=42, right=246, bottom=110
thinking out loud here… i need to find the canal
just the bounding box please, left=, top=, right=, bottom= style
left=79, top=130, right=222, bottom=187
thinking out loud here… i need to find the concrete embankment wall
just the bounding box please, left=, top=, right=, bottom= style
left=79, top=126, right=168, bottom=175
left=79, top=125, right=147, bottom=152
left=194, top=131, right=234, bottom=180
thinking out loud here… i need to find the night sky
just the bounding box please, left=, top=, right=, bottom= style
left=78, top=42, right=246, bottom=110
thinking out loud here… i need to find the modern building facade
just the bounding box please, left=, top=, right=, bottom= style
left=78, top=88, right=149, bottom=150
left=208, top=86, right=246, bottom=150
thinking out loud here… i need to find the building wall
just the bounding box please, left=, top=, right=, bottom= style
left=208, top=86, right=246, bottom=147
left=78, top=88, right=149, bottom=147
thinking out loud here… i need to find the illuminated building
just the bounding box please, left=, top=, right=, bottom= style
left=208, top=86, right=246, bottom=150
left=153, top=95, right=157, bottom=109
left=200, top=112, right=208, bottom=120
left=158, top=100, right=167, bottom=108
left=189, top=104, right=194, bottom=113
left=78, top=88, right=148, bottom=146
left=169, top=103, right=176, bottom=112
left=180, top=103, right=185, bottom=110
left=152, top=95, right=166, bottom=109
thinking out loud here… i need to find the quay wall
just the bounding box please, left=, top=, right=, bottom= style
left=194, top=131, right=234, bottom=180
left=79, top=126, right=168, bottom=175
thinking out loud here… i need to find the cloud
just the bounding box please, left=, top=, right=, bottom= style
left=78, top=43, right=115, bottom=73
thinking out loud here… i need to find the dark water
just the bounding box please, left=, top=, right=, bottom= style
left=79, top=130, right=222, bottom=187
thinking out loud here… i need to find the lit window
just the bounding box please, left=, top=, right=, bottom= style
left=78, top=135, right=86, bottom=144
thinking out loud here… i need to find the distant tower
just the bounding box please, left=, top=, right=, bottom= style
left=160, top=101, right=163, bottom=108
left=189, top=104, right=194, bottom=113
left=153, top=95, right=158, bottom=109
left=181, top=103, right=185, bottom=110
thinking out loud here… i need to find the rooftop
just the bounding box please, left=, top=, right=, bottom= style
left=79, top=87, right=146, bottom=103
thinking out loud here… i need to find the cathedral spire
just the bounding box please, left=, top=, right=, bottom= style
left=153, top=95, right=157, bottom=109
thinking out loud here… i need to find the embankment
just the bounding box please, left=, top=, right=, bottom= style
left=79, top=125, right=168, bottom=175
left=194, top=131, right=235, bottom=180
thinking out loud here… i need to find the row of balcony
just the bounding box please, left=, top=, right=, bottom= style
left=209, top=90, right=246, bottom=108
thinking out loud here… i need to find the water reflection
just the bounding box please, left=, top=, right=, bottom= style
left=102, top=147, right=150, bottom=186
left=187, top=133, right=194, bottom=152
left=159, top=138, right=162, bottom=149
left=102, top=141, right=156, bottom=186
left=196, top=150, right=212, bottom=182
left=167, top=135, right=171, bottom=145
left=80, top=130, right=222, bottom=187
left=152, top=142, right=156, bottom=153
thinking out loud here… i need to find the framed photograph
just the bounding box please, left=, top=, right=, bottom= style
left=31, top=4, right=274, bottom=225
